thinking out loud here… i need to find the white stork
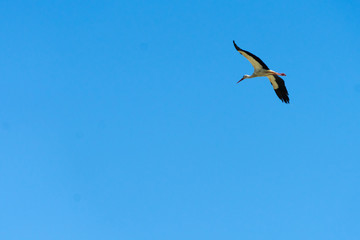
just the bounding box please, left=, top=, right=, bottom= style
left=233, top=40, right=289, bottom=103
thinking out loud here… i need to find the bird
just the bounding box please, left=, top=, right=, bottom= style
left=233, top=40, right=289, bottom=103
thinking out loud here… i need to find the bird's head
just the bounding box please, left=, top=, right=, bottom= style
left=237, top=74, right=250, bottom=83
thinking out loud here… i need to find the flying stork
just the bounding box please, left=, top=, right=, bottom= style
left=233, top=40, right=289, bottom=103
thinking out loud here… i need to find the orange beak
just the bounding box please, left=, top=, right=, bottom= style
left=237, top=77, right=245, bottom=83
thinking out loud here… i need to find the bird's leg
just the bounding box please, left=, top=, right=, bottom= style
left=267, top=70, right=286, bottom=77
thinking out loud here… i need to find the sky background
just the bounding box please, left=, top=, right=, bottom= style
left=1, top=0, right=360, bottom=239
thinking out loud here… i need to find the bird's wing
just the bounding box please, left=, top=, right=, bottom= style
left=233, top=41, right=269, bottom=71
left=267, top=75, right=289, bottom=103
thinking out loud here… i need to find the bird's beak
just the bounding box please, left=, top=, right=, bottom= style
left=237, top=77, right=245, bottom=83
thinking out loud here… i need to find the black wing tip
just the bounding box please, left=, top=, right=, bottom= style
left=275, top=88, right=290, bottom=104
left=233, top=40, right=241, bottom=51
left=273, top=75, right=290, bottom=104
left=282, top=97, right=290, bottom=104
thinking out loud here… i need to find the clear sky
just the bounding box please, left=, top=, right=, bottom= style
left=1, top=0, right=360, bottom=239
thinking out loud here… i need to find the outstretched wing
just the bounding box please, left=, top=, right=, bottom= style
left=267, top=75, right=290, bottom=103
left=233, top=40, right=269, bottom=71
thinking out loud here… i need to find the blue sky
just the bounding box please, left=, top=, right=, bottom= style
left=1, top=0, right=360, bottom=239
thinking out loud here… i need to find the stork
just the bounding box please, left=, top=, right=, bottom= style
left=233, top=40, right=289, bottom=103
